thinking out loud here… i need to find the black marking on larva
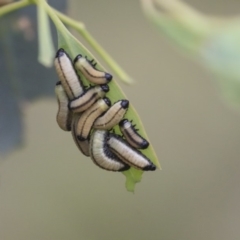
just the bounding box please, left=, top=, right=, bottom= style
left=102, top=147, right=130, bottom=172
left=103, top=97, right=111, bottom=107
left=120, top=100, right=129, bottom=109
left=73, top=54, right=82, bottom=64
left=87, top=58, right=97, bottom=67
left=95, top=100, right=127, bottom=128
left=76, top=97, right=110, bottom=140
left=56, top=48, right=65, bottom=58
left=104, top=73, right=112, bottom=81
left=77, top=135, right=87, bottom=141
left=66, top=113, right=72, bottom=131
left=72, top=119, right=90, bottom=156
left=143, top=164, right=156, bottom=171
left=55, top=83, right=73, bottom=131
left=68, top=87, right=98, bottom=111
left=100, top=84, right=109, bottom=92
left=78, top=107, right=99, bottom=139
left=90, top=131, right=130, bottom=172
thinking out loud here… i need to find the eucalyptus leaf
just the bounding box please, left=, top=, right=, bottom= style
left=49, top=10, right=160, bottom=191
left=142, top=0, right=240, bottom=108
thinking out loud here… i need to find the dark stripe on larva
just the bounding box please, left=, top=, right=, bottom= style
left=97, top=107, right=122, bottom=127
left=89, top=130, right=130, bottom=171
left=55, top=49, right=84, bottom=100
left=58, top=57, right=74, bottom=98
left=69, top=85, right=109, bottom=113
left=93, top=100, right=129, bottom=129
left=70, top=92, right=98, bottom=111
left=76, top=98, right=111, bottom=140
left=71, top=117, right=90, bottom=156
left=79, top=108, right=99, bottom=138
left=119, top=119, right=149, bottom=149
left=55, top=82, right=72, bottom=131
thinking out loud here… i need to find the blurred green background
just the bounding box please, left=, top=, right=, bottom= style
left=1, top=0, right=240, bottom=240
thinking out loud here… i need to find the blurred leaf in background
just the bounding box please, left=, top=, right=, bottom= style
left=141, top=0, right=240, bottom=109
left=0, top=0, right=66, bottom=155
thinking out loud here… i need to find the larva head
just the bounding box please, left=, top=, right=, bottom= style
left=95, top=85, right=109, bottom=98
left=73, top=54, right=83, bottom=63
left=100, top=84, right=109, bottom=93
left=103, top=97, right=111, bottom=106
left=104, top=73, right=112, bottom=82
left=98, top=97, right=111, bottom=111
left=56, top=48, right=66, bottom=58
left=119, top=119, right=131, bottom=129
left=120, top=100, right=129, bottom=109
left=143, top=163, right=156, bottom=171
left=140, top=140, right=149, bottom=149
left=74, top=54, right=88, bottom=68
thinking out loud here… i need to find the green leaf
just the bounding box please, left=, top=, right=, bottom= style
left=46, top=7, right=160, bottom=191
left=141, top=0, right=240, bottom=108
left=199, top=23, right=240, bottom=107
left=37, top=1, right=55, bottom=67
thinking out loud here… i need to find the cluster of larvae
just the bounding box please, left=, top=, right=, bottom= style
left=54, top=48, right=156, bottom=172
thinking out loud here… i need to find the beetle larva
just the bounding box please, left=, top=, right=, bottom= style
left=68, top=85, right=109, bottom=113
left=55, top=48, right=84, bottom=100
left=119, top=119, right=149, bottom=149
left=107, top=133, right=156, bottom=171
left=74, top=54, right=112, bottom=84
left=75, top=97, right=111, bottom=140
left=93, top=100, right=129, bottom=130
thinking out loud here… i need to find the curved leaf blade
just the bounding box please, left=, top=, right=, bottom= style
left=49, top=10, right=160, bottom=191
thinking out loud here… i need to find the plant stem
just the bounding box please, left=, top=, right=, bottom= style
left=154, top=0, right=209, bottom=31
left=52, top=7, right=134, bottom=84
left=0, top=0, right=32, bottom=17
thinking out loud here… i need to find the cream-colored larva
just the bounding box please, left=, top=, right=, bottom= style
left=89, top=130, right=130, bottom=171
left=55, top=49, right=84, bottom=100
left=55, top=82, right=72, bottom=131
left=107, top=133, right=156, bottom=171
left=71, top=116, right=90, bottom=156
left=119, top=119, right=149, bottom=149
left=75, top=97, right=111, bottom=140
left=74, top=55, right=112, bottom=85
left=68, top=85, right=109, bottom=113
left=93, top=100, right=129, bottom=130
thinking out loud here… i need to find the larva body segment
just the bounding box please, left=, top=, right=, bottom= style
left=69, top=85, right=109, bottom=113
left=89, top=130, right=130, bottom=171
left=93, top=100, right=129, bottom=130
left=55, top=49, right=84, bottom=100
left=107, top=133, right=156, bottom=171
left=75, top=97, right=111, bottom=140
left=55, top=82, right=72, bottom=131
left=71, top=115, right=90, bottom=156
